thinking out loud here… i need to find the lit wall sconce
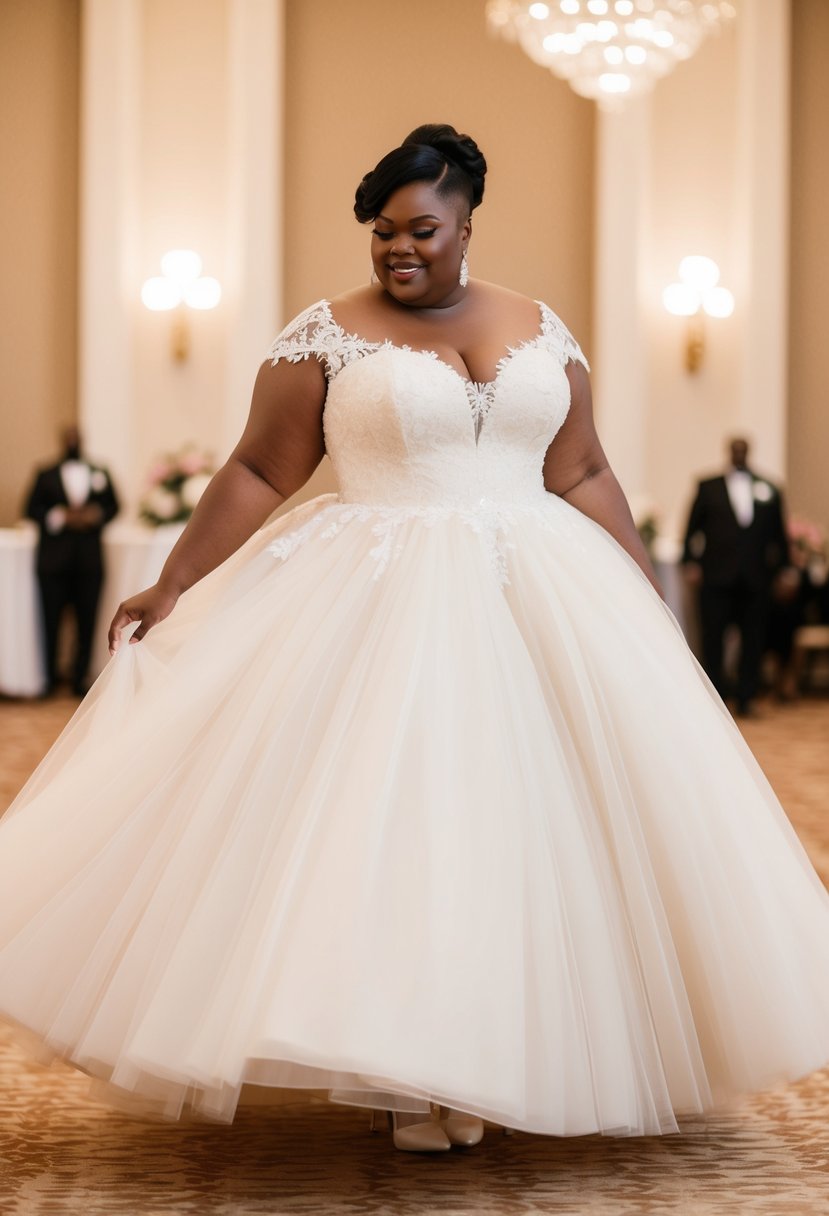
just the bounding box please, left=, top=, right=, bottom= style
left=662, top=256, right=734, bottom=374
left=141, top=250, right=222, bottom=361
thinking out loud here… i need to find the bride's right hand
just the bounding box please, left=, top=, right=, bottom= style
left=108, top=584, right=180, bottom=654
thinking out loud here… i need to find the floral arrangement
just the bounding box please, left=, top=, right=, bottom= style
left=139, top=447, right=214, bottom=526
left=788, top=514, right=827, bottom=584
left=788, top=515, right=825, bottom=561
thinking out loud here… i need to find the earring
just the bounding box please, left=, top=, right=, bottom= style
left=370, top=263, right=378, bottom=285
left=459, top=251, right=469, bottom=288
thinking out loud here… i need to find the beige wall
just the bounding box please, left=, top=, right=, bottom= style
left=788, top=0, right=829, bottom=532
left=0, top=0, right=80, bottom=525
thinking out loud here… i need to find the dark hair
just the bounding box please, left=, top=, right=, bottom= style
left=354, top=123, right=487, bottom=223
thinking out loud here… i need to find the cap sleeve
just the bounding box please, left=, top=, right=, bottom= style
left=537, top=301, right=590, bottom=373
left=265, top=300, right=344, bottom=381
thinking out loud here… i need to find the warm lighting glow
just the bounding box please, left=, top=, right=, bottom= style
left=184, top=277, right=222, bottom=310
left=599, top=71, right=631, bottom=92
left=486, top=0, right=735, bottom=106
left=703, top=285, right=735, bottom=318
left=663, top=256, right=734, bottom=373
left=679, top=255, right=720, bottom=292
left=663, top=283, right=700, bottom=317
left=141, top=250, right=222, bottom=360
left=160, top=249, right=203, bottom=285
left=141, top=277, right=181, bottom=312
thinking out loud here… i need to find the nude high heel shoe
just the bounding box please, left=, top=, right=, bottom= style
left=369, top=1108, right=451, bottom=1152
left=438, top=1106, right=485, bottom=1147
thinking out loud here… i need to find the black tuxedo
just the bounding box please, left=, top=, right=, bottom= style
left=25, top=461, right=119, bottom=692
left=682, top=470, right=788, bottom=706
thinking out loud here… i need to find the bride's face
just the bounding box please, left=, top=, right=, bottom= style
left=370, top=181, right=471, bottom=309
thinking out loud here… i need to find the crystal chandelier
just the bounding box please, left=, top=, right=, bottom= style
left=486, top=0, right=737, bottom=106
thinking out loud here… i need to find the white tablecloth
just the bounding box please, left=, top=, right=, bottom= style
left=0, top=522, right=184, bottom=697
left=1, top=523, right=692, bottom=698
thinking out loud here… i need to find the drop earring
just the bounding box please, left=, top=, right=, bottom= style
left=459, top=250, right=469, bottom=288
left=370, top=263, right=378, bottom=285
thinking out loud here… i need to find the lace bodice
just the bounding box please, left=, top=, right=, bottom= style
left=266, top=299, right=587, bottom=514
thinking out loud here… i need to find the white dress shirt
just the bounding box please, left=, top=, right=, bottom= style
left=725, top=468, right=754, bottom=528
left=45, top=461, right=94, bottom=533
left=60, top=460, right=92, bottom=506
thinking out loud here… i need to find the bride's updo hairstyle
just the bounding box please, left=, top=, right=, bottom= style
left=354, top=124, right=487, bottom=223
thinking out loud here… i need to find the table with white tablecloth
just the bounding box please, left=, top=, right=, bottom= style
left=1, top=522, right=693, bottom=698
left=0, top=522, right=184, bottom=697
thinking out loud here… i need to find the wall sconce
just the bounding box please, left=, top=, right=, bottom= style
left=662, top=256, right=734, bottom=373
left=141, top=250, right=222, bottom=361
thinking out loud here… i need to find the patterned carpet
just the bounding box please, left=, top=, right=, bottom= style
left=1, top=694, right=828, bottom=1215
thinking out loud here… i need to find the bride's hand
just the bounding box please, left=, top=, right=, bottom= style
left=108, top=584, right=180, bottom=654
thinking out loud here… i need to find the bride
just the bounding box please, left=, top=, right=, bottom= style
left=2, top=124, right=829, bottom=1154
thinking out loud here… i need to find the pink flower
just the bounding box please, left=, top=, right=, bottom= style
left=148, top=460, right=174, bottom=485
left=788, top=515, right=826, bottom=557
left=178, top=449, right=208, bottom=476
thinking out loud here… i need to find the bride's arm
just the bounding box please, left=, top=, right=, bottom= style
left=108, top=355, right=327, bottom=651
left=542, top=360, right=662, bottom=596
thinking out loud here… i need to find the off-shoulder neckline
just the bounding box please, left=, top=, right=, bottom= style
left=320, top=298, right=551, bottom=391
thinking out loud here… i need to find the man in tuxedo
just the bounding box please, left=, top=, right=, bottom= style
left=25, top=425, right=119, bottom=696
left=682, top=437, right=789, bottom=715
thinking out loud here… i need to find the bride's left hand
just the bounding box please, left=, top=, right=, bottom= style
left=108, top=583, right=180, bottom=654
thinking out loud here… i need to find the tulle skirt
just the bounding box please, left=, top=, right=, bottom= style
left=2, top=492, right=829, bottom=1134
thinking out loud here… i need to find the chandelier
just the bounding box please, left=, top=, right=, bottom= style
left=486, top=0, right=737, bottom=106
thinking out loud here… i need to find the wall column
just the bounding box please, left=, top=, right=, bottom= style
left=223, top=0, right=283, bottom=454
left=78, top=0, right=140, bottom=500
left=592, top=98, right=651, bottom=498
left=733, top=0, right=790, bottom=477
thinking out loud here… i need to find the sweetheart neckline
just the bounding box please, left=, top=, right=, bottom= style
left=322, top=298, right=548, bottom=392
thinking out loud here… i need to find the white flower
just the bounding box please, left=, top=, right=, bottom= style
left=808, top=557, right=828, bottom=586
left=181, top=472, right=212, bottom=510
left=90, top=470, right=108, bottom=492
left=753, top=481, right=774, bottom=502
left=145, top=486, right=179, bottom=520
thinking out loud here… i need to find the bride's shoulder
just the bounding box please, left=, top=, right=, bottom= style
left=326, top=285, right=386, bottom=333
left=474, top=282, right=589, bottom=370
left=473, top=279, right=537, bottom=317
left=473, top=282, right=575, bottom=341
left=330, top=285, right=373, bottom=307
left=476, top=282, right=569, bottom=326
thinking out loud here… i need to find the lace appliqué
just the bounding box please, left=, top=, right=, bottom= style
left=265, top=298, right=588, bottom=390
left=466, top=381, right=494, bottom=441
left=536, top=301, right=590, bottom=374
left=267, top=499, right=573, bottom=587
left=265, top=300, right=381, bottom=382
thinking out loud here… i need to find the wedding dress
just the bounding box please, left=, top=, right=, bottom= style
left=2, top=299, right=829, bottom=1135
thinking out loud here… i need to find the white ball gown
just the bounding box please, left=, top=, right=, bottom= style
left=2, top=299, right=829, bottom=1135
